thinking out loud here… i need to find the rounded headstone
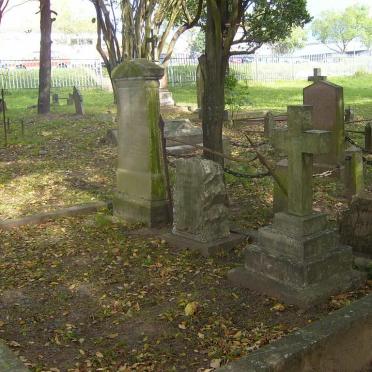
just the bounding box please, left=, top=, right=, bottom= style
left=112, top=59, right=164, bottom=81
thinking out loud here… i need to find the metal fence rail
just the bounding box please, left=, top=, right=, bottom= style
left=166, top=53, right=372, bottom=85
left=0, top=59, right=103, bottom=89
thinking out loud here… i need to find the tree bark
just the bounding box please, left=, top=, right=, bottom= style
left=38, top=0, right=52, bottom=114
left=202, top=0, right=229, bottom=166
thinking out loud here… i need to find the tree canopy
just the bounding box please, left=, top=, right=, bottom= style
left=312, top=5, right=372, bottom=53
left=271, top=26, right=307, bottom=55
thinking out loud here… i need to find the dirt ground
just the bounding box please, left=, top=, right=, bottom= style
left=0, top=107, right=371, bottom=371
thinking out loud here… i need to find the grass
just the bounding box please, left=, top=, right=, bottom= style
left=170, top=72, right=372, bottom=118
left=0, top=75, right=371, bottom=370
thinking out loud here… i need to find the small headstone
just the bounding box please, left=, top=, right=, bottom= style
left=52, top=93, right=59, bottom=105
left=173, top=158, right=230, bottom=243
left=344, top=106, right=354, bottom=122
left=159, top=71, right=175, bottom=106
left=0, top=99, right=6, bottom=112
left=303, top=71, right=345, bottom=167
left=72, top=86, right=84, bottom=115
left=168, top=157, right=242, bottom=256
left=264, top=111, right=275, bottom=139
left=340, top=194, right=372, bottom=259
left=196, top=55, right=206, bottom=118
left=344, top=146, right=364, bottom=200
left=67, top=93, right=74, bottom=106
left=229, top=105, right=363, bottom=307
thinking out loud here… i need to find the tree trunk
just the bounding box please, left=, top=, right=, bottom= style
left=38, top=0, right=52, bottom=114
left=202, top=0, right=229, bottom=166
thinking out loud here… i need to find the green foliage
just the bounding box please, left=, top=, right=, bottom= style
left=190, top=29, right=205, bottom=55
left=224, top=70, right=250, bottom=114
left=312, top=5, right=372, bottom=53
left=272, top=26, right=307, bottom=55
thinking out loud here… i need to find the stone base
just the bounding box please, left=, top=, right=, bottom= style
left=228, top=265, right=363, bottom=308
left=159, top=88, right=175, bottom=106
left=163, top=231, right=245, bottom=257
left=113, top=193, right=169, bottom=227
left=228, top=212, right=365, bottom=307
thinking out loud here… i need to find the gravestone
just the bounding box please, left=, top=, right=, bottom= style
left=340, top=194, right=372, bottom=259
left=73, top=86, right=84, bottom=115
left=67, top=93, right=73, bottom=105
left=308, top=67, right=327, bottom=82
left=264, top=111, right=275, bottom=139
left=52, top=93, right=59, bottom=105
left=166, top=158, right=243, bottom=256
left=0, top=99, right=6, bottom=112
left=112, top=59, right=169, bottom=226
left=159, top=70, right=175, bottom=106
left=196, top=55, right=206, bottom=117
left=303, top=68, right=345, bottom=167
left=229, top=105, right=363, bottom=307
left=344, top=146, right=364, bottom=200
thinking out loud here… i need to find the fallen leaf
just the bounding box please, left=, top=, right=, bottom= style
left=210, top=359, right=221, bottom=368
left=107, top=333, right=119, bottom=339
left=96, top=351, right=104, bottom=359
left=184, top=301, right=199, bottom=316
left=270, top=303, right=285, bottom=312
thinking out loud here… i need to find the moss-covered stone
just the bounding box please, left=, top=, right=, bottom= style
left=112, top=59, right=164, bottom=80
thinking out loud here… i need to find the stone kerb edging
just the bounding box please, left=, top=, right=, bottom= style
left=0, top=201, right=110, bottom=230
left=217, top=293, right=372, bottom=372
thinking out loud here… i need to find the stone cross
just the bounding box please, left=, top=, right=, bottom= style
left=308, top=68, right=327, bottom=82
left=272, top=106, right=331, bottom=216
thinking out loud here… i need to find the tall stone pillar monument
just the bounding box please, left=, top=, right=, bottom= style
left=112, top=59, right=169, bottom=226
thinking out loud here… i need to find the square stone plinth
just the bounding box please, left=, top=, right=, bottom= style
left=228, top=212, right=365, bottom=307
left=163, top=231, right=245, bottom=257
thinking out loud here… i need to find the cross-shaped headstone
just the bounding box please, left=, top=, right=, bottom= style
left=272, top=105, right=332, bottom=216
left=308, top=68, right=327, bottom=83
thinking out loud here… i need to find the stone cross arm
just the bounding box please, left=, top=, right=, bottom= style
left=272, top=128, right=332, bottom=156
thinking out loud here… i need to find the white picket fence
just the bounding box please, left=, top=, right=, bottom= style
left=166, top=53, right=372, bottom=85
left=0, top=59, right=103, bottom=89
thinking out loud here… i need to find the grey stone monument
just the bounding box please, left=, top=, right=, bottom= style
left=340, top=194, right=372, bottom=259
left=166, top=158, right=243, bottom=256
left=159, top=71, right=175, bottom=106
left=229, top=105, right=364, bottom=307
left=344, top=146, right=364, bottom=200
left=112, top=59, right=169, bottom=227
left=72, top=86, right=84, bottom=115
left=303, top=69, right=345, bottom=167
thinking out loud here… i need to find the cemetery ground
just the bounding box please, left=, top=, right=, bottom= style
left=0, top=75, right=371, bottom=371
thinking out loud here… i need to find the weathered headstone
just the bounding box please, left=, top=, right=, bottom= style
left=166, top=158, right=243, bottom=256
left=0, top=99, right=6, bottom=113
left=344, top=146, right=364, bottom=200
left=303, top=69, right=345, bottom=167
left=264, top=111, right=275, bottom=139
left=112, top=59, right=169, bottom=226
left=73, top=86, right=84, bottom=115
left=67, top=93, right=74, bottom=105
left=196, top=55, right=206, bottom=118
left=340, top=194, right=372, bottom=259
left=52, top=93, right=59, bottom=105
left=159, top=70, right=175, bottom=106
left=365, top=123, right=372, bottom=152
left=229, top=105, right=363, bottom=307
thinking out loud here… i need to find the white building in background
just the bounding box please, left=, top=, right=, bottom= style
left=0, top=31, right=100, bottom=61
